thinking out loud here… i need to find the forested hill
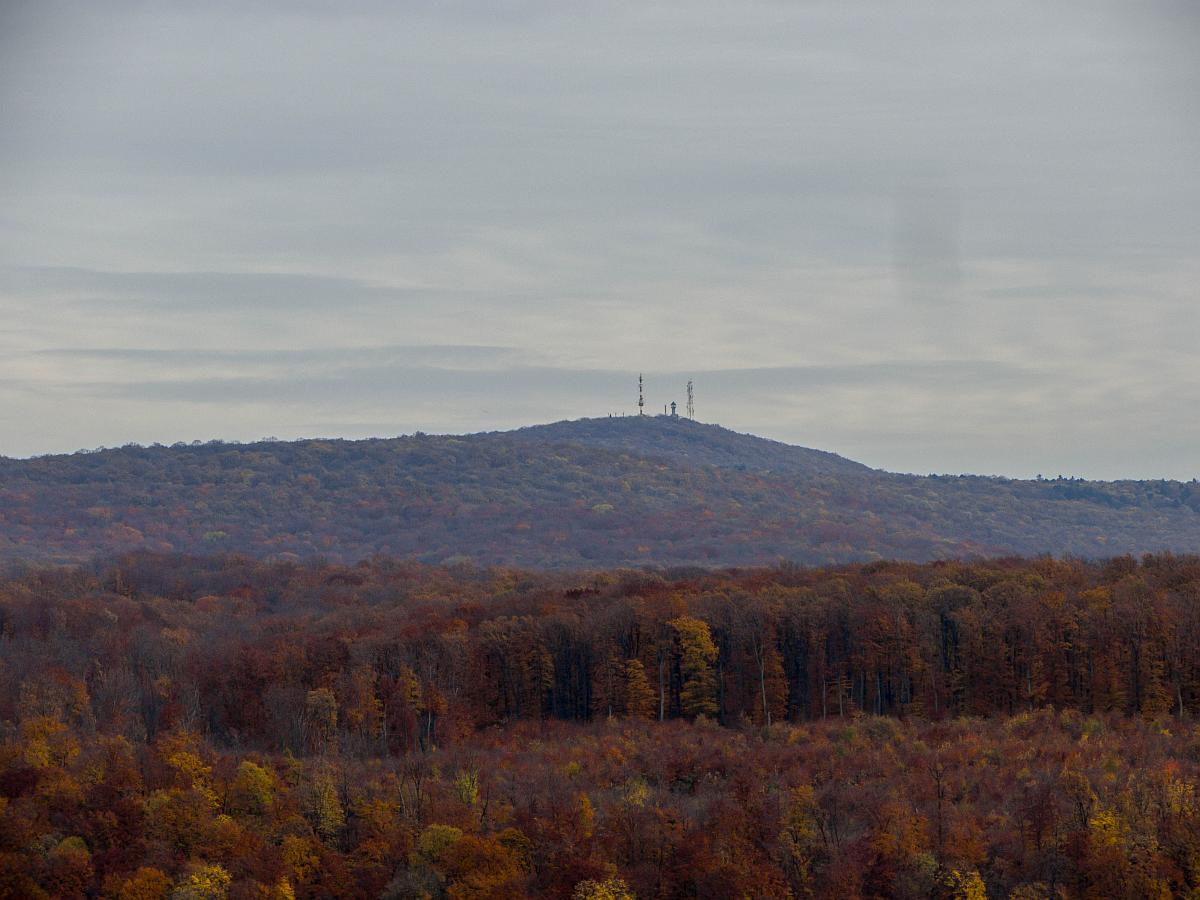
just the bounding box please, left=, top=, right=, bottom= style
left=2, top=415, right=1200, bottom=566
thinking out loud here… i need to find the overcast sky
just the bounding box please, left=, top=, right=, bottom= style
left=1, top=1, right=1198, bottom=479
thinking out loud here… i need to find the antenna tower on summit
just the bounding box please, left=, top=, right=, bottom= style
left=638, top=374, right=645, bottom=416
left=686, top=380, right=694, bottom=419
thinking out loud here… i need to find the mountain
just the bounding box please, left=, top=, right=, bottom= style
left=2, top=415, right=1199, bottom=567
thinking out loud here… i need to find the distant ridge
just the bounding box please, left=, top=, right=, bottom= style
left=1, top=416, right=1199, bottom=567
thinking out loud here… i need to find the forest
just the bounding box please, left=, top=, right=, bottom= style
left=3, top=417, right=1200, bottom=569
left=3, top=551, right=1200, bottom=897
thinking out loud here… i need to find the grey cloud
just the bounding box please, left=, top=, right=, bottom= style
left=694, top=362, right=1040, bottom=393
left=59, top=360, right=1040, bottom=408
left=67, top=365, right=628, bottom=406
left=0, top=1, right=1197, bottom=478
left=31, top=344, right=522, bottom=368
left=0, top=267, right=436, bottom=310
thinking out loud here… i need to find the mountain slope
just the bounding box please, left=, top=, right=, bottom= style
left=1, top=416, right=1199, bottom=567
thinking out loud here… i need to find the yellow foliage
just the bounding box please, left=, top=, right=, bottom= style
left=170, top=863, right=231, bottom=899
left=230, top=759, right=274, bottom=815
left=166, top=750, right=218, bottom=807
left=782, top=785, right=818, bottom=849
left=454, top=769, right=480, bottom=805
left=144, top=788, right=215, bottom=855
left=572, top=876, right=636, bottom=900
left=23, top=735, right=51, bottom=769
left=158, top=731, right=218, bottom=807
left=304, top=767, right=345, bottom=838
left=622, top=777, right=650, bottom=808
left=1156, top=769, right=1197, bottom=819
left=21, top=716, right=80, bottom=768
left=280, top=834, right=321, bottom=884
left=870, top=801, right=927, bottom=861
left=53, top=834, right=89, bottom=856
left=945, top=868, right=987, bottom=900
left=670, top=616, right=719, bottom=718
left=418, top=823, right=465, bottom=862
left=1087, top=807, right=1125, bottom=849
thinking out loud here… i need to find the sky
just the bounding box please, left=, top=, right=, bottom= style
left=1, top=1, right=1198, bottom=479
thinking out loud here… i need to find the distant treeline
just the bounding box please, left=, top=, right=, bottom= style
left=3, top=552, right=1200, bottom=750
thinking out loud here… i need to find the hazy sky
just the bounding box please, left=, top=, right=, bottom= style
left=2, top=1, right=1198, bottom=479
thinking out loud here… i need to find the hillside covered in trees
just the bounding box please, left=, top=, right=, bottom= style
left=2, top=416, right=1199, bottom=567
left=3, top=552, right=1200, bottom=897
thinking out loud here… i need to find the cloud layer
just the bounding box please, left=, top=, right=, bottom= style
left=1, top=1, right=1197, bottom=479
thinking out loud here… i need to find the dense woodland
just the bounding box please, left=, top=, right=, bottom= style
left=5, top=552, right=1200, bottom=896
left=2, top=417, right=1200, bottom=568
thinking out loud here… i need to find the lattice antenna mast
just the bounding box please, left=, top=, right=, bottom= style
left=686, top=380, right=694, bottom=419
left=638, top=374, right=645, bottom=416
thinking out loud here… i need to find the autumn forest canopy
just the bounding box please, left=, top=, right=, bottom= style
left=5, top=551, right=1200, bottom=897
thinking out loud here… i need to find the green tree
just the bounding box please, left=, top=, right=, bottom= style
left=228, top=759, right=274, bottom=815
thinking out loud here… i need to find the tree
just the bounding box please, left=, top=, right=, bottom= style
left=671, top=616, right=718, bottom=718
left=304, top=688, right=338, bottom=754
left=112, top=867, right=172, bottom=900
left=623, top=659, right=656, bottom=719
left=170, top=863, right=231, bottom=900
left=44, top=836, right=92, bottom=900
left=572, top=876, right=635, bottom=899
left=303, top=766, right=345, bottom=839
left=228, top=760, right=274, bottom=816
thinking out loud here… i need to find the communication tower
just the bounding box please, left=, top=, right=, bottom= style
left=686, top=380, right=694, bottom=419
left=638, top=374, right=645, bottom=416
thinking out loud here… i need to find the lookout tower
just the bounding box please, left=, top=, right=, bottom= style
left=670, top=401, right=678, bottom=417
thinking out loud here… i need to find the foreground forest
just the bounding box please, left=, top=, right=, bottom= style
left=3, top=416, right=1200, bottom=568
left=4, top=552, right=1200, bottom=897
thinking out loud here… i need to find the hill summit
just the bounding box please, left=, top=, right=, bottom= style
left=1, top=416, right=1199, bottom=567
left=505, top=415, right=871, bottom=477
